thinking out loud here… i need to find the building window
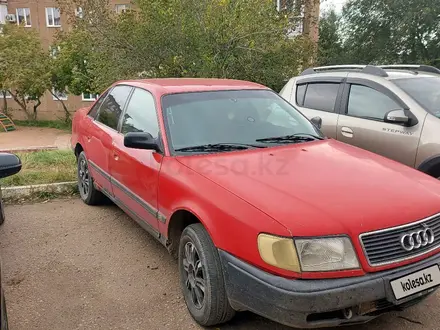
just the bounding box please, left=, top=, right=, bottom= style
left=0, top=4, right=7, bottom=25
left=276, top=0, right=291, bottom=11
left=82, top=93, right=99, bottom=101
left=75, top=7, right=83, bottom=19
left=52, top=89, right=68, bottom=101
left=49, top=45, right=61, bottom=58
left=0, top=90, right=12, bottom=99
left=46, top=7, right=61, bottom=27
left=115, top=4, right=130, bottom=14
left=16, top=8, right=31, bottom=27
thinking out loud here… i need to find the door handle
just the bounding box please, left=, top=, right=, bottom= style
left=341, top=127, right=354, bottom=138
left=113, top=153, right=119, bottom=161
left=87, top=136, right=91, bottom=142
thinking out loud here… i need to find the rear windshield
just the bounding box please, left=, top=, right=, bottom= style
left=393, top=77, right=440, bottom=118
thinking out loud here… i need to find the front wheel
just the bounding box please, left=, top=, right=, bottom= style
left=178, top=224, right=235, bottom=326
left=77, top=152, right=105, bottom=205
left=1, top=289, right=8, bottom=330
left=0, top=197, right=5, bottom=226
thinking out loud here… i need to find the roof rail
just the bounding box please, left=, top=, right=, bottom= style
left=300, top=65, right=388, bottom=77
left=378, top=64, right=440, bottom=75
left=313, top=65, right=366, bottom=71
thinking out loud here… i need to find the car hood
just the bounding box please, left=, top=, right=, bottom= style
left=176, top=139, right=440, bottom=237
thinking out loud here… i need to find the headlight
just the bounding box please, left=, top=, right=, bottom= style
left=258, top=234, right=360, bottom=273
left=295, top=237, right=360, bottom=272
left=258, top=234, right=301, bottom=272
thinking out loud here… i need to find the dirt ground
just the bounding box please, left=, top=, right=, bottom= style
left=1, top=199, right=439, bottom=330
left=0, top=126, right=71, bottom=151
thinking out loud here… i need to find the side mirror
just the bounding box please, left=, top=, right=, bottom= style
left=0, top=153, right=22, bottom=179
left=310, top=116, right=322, bottom=129
left=384, top=109, right=409, bottom=125
left=124, top=132, right=161, bottom=152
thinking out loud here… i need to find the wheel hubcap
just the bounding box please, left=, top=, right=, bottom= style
left=183, top=242, right=205, bottom=309
left=78, top=159, right=90, bottom=197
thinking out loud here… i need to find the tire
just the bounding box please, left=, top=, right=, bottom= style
left=425, top=167, right=440, bottom=180
left=1, top=290, right=8, bottom=330
left=0, top=197, right=5, bottom=226
left=77, top=152, right=105, bottom=205
left=178, top=224, right=235, bottom=326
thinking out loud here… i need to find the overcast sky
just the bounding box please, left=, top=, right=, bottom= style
left=321, top=0, right=347, bottom=13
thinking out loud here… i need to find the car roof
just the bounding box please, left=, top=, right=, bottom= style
left=114, top=78, right=269, bottom=94
left=385, top=70, right=440, bottom=80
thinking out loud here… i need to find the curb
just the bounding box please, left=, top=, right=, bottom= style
left=1, top=181, right=77, bottom=200
left=0, top=146, right=59, bottom=153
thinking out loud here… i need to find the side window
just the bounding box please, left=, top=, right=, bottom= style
left=121, top=88, right=159, bottom=137
left=295, top=84, right=307, bottom=106
left=96, top=85, right=132, bottom=130
left=348, top=85, right=401, bottom=121
left=303, top=83, right=339, bottom=113
left=88, top=91, right=108, bottom=118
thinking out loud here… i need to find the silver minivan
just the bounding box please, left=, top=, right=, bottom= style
left=280, top=64, right=440, bottom=178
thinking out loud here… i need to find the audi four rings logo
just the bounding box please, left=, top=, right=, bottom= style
left=400, top=225, right=435, bottom=251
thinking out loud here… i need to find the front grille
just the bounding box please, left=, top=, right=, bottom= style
left=360, top=214, right=440, bottom=266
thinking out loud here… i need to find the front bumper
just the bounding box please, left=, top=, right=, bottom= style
left=219, top=250, right=440, bottom=329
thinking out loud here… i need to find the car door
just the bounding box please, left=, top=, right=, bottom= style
left=85, top=85, right=133, bottom=196
left=110, top=87, right=163, bottom=234
left=291, top=78, right=344, bottom=138
left=336, top=79, right=421, bottom=167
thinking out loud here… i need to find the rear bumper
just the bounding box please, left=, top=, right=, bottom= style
left=219, top=250, right=440, bottom=328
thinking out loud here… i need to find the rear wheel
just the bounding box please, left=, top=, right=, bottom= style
left=178, top=224, right=235, bottom=326
left=77, top=152, right=105, bottom=205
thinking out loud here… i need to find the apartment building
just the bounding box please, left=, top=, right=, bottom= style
left=0, top=0, right=131, bottom=120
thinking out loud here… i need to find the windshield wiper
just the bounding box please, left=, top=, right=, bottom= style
left=175, top=143, right=264, bottom=153
left=256, top=133, right=324, bottom=144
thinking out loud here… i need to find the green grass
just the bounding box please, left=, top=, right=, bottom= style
left=14, top=120, right=72, bottom=131
left=0, top=150, right=77, bottom=187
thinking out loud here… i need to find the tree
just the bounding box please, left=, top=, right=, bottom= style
left=318, top=9, right=344, bottom=65
left=49, top=29, right=97, bottom=122
left=341, top=0, right=440, bottom=64
left=0, top=91, right=8, bottom=116
left=57, top=0, right=315, bottom=92
left=0, top=24, right=50, bottom=120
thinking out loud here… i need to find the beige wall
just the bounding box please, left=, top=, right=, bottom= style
left=2, top=0, right=130, bottom=120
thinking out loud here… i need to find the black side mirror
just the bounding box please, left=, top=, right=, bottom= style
left=124, top=132, right=161, bottom=152
left=310, top=116, right=322, bottom=129
left=0, top=153, right=22, bottom=179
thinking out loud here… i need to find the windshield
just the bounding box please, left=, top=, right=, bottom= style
left=161, top=90, right=323, bottom=153
left=393, top=77, right=440, bottom=118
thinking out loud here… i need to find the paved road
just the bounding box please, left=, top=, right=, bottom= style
left=1, top=199, right=439, bottom=330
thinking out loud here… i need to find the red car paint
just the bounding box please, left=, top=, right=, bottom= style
left=71, top=79, right=440, bottom=280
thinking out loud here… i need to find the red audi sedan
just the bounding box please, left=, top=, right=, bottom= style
left=71, top=79, right=440, bottom=328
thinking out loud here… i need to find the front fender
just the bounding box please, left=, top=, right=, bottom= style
left=157, top=158, right=294, bottom=276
